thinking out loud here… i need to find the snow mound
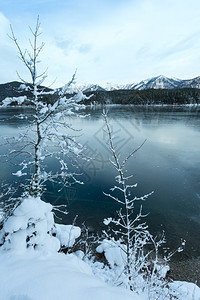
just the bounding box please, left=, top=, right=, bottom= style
left=96, top=238, right=126, bottom=269
left=52, top=224, right=81, bottom=248
left=0, top=196, right=59, bottom=254
left=0, top=250, right=199, bottom=300
left=0, top=252, right=141, bottom=300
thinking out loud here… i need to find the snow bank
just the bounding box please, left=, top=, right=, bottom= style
left=0, top=250, right=199, bottom=300
left=171, top=281, right=200, bottom=300
left=95, top=239, right=200, bottom=299
left=0, top=197, right=200, bottom=300
left=0, top=252, right=141, bottom=300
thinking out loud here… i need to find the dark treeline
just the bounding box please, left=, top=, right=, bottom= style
left=1, top=81, right=200, bottom=106
left=0, top=81, right=56, bottom=105
left=83, top=88, right=200, bottom=105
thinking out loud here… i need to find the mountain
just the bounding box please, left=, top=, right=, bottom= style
left=101, top=75, right=200, bottom=91
left=0, top=81, right=28, bottom=101
left=0, top=81, right=53, bottom=103
left=71, top=76, right=183, bottom=92
left=82, top=84, right=105, bottom=93
left=1, top=75, right=200, bottom=104
left=128, top=75, right=182, bottom=90
left=1, top=79, right=200, bottom=106
left=104, top=82, right=132, bottom=91
left=178, top=76, right=200, bottom=89
left=67, top=83, right=105, bottom=93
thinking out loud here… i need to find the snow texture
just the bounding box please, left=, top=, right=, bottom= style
left=96, top=238, right=126, bottom=269
left=12, top=170, right=27, bottom=177
left=0, top=250, right=199, bottom=300
left=0, top=198, right=200, bottom=300
left=2, top=96, right=27, bottom=106
left=52, top=224, right=81, bottom=248
left=94, top=238, right=200, bottom=299
left=0, top=196, right=59, bottom=254
left=0, top=251, right=141, bottom=300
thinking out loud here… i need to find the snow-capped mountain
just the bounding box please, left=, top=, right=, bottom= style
left=67, top=83, right=105, bottom=93
left=1, top=75, right=200, bottom=102
left=82, top=84, right=105, bottom=93
left=97, top=75, right=200, bottom=91
left=178, top=76, right=200, bottom=89
left=57, top=75, right=200, bottom=93
left=130, top=75, right=182, bottom=90
left=80, top=75, right=191, bottom=91
left=104, top=82, right=133, bottom=91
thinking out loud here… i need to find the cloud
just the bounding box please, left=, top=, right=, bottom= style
left=1, top=0, right=200, bottom=86
left=78, top=44, right=92, bottom=54
left=56, top=39, right=72, bottom=51
left=0, top=12, right=10, bottom=42
left=0, top=12, right=19, bottom=83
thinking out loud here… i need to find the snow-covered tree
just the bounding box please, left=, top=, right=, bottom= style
left=0, top=17, right=86, bottom=252
left=97, top=112, right=184, bottom=298
left=6, top=17, right=87, bottom=197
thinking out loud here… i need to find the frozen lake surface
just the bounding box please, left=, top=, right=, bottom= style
left=0, top=105, right=200, bottom=259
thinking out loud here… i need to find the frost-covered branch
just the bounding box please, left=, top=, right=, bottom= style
left=102, top=111, right=152, bottom=291
left=2, top=18, right=86, bottom=198
left=0, top=17, right=86, bottom=256
left=96, top=112, right=184, bottom=297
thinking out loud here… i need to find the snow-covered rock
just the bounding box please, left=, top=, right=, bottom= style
left=96, top=238, right=126, bottom=269
left=52, top=224, right=81, bottom=248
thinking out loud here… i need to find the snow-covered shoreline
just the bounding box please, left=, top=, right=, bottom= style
left=0, top=103, right=199, bottom=110
left=0, top=248, right=200, bottom=300
left=0, top=187, right=199, bottom=300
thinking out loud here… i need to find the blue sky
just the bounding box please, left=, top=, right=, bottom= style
left=1, top=0, right=200, bottom=87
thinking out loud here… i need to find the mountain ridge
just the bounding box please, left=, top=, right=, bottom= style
left=1, top=75, right=200, bottom=105
left=75, top=75, right=200, bottom=92
left=1, top=75, right=200, bottom=96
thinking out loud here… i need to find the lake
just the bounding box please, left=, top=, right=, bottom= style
left=0, top=105, right=200, bottom=259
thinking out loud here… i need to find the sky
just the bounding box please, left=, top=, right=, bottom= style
left=0, top=0, right=200, bottom=88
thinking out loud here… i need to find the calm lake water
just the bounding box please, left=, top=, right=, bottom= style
left=0, top=105, right=200, bottom=259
